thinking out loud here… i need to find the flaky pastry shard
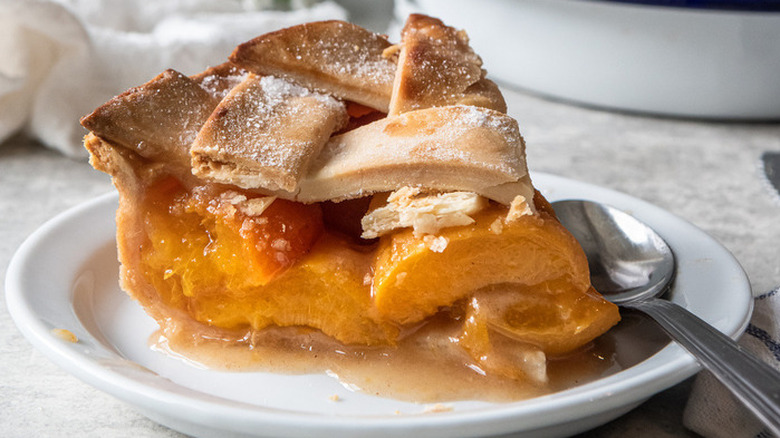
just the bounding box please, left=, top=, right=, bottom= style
left=230, top=20, right=396, bottom=112
left=361, top=188, right=488, bottom=239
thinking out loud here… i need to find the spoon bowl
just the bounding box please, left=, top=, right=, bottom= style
left=551, top=199, right=780, bottom=435
left=552, top=199, right=675, bottom=304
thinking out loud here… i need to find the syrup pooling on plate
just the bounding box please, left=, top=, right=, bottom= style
left=147, top=303, right=671, bottom=404
left=149, top=306, right=620, bottom=403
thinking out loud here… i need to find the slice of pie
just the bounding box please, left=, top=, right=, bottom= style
left=81, top=14, right=620, bottom=397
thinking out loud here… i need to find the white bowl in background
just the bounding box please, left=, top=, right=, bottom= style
left=396, top=0, right=780, bottom=120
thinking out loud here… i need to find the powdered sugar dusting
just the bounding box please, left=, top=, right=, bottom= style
left=198, top=71, right=249, bottom=99
left=234, top=20, right=396, bottom=105
left=396, top=106, right=524, bottom=175
left=299, top=105, right=528, bottom=204
left=290, top=23, right=395, bottom=87
left=192, top=74, right=346, bottom=192
left=455, top=105, right=521, bottom=147
left=389, top=15, right=489, bottom=114
left=86, top=69, right=218, bottom=168
left=257, top=75, right=344, bottom=110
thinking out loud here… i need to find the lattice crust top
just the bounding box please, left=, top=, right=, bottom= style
left=80, top=14, right=531, bottom=205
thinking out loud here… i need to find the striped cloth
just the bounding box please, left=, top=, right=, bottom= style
left=684, top=286, right=780, bottom=438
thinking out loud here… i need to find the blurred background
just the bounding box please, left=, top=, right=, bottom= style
left=1, top=1, right=779, bottom=438
left=2, top=0, right=779, bottom=158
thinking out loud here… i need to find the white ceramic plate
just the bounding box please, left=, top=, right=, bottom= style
left=6, top=172, right=752, bottom=438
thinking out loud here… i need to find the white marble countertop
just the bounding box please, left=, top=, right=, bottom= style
left=2, top=86, right=779, bottom=437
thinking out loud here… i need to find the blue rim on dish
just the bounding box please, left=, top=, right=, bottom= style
left=587, top=0, right=780, bottom=11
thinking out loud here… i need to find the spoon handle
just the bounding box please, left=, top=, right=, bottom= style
left=627, top=297, right=780, bottom=435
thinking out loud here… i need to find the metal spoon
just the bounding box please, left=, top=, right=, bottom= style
left=552, top=199, right=780, bottom=435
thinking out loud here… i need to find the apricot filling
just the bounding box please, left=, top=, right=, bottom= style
left=139, top=177, right=395, bottom=344
left=135, top=175, right=618, bottom=357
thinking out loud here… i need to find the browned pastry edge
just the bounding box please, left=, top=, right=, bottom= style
left=81, top=16, right=521, bottom=205
left=80, top=69, right=220, bottom=170
left=388, top=14, right=505, bottom=115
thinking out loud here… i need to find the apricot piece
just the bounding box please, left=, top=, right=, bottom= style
left=345, top=101, right=379, bottom=119
left=185, top=188, right=324, bottom=285
left=139, top=179, right=395, bottom=344
left=341, top=101, right=387, bottom=133
left=372, top=204, right=620, bottom=354
left=458, top=304, right=548, bottom=383
left=461, top=283, right=620, bottom=356
left=166, top=234, right=396, bottom=344
left=373, top=205, right=590, bottom=322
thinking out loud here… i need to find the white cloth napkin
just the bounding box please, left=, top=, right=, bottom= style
left=684, top=286, right=780, bottom=438
left=0, top=0, right=347, bottom=157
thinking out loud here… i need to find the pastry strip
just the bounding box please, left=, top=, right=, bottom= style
left=191, top=74, right=347, bottom=193
left=230, top=20, right=396, bottom=112
left=388, top=14, right=506, bottom=115
left=297, top=105, right=530, bottom=204
left=80, top=69, right=220, bottom=170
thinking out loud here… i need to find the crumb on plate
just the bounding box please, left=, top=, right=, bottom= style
left=51, top=328, right=78, bottom=343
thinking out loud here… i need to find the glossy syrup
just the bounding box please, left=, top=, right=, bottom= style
left=148, top=310, right=667, bottom=403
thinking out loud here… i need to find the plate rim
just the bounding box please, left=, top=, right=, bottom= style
left=4, top=172, right=753, bottom=437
